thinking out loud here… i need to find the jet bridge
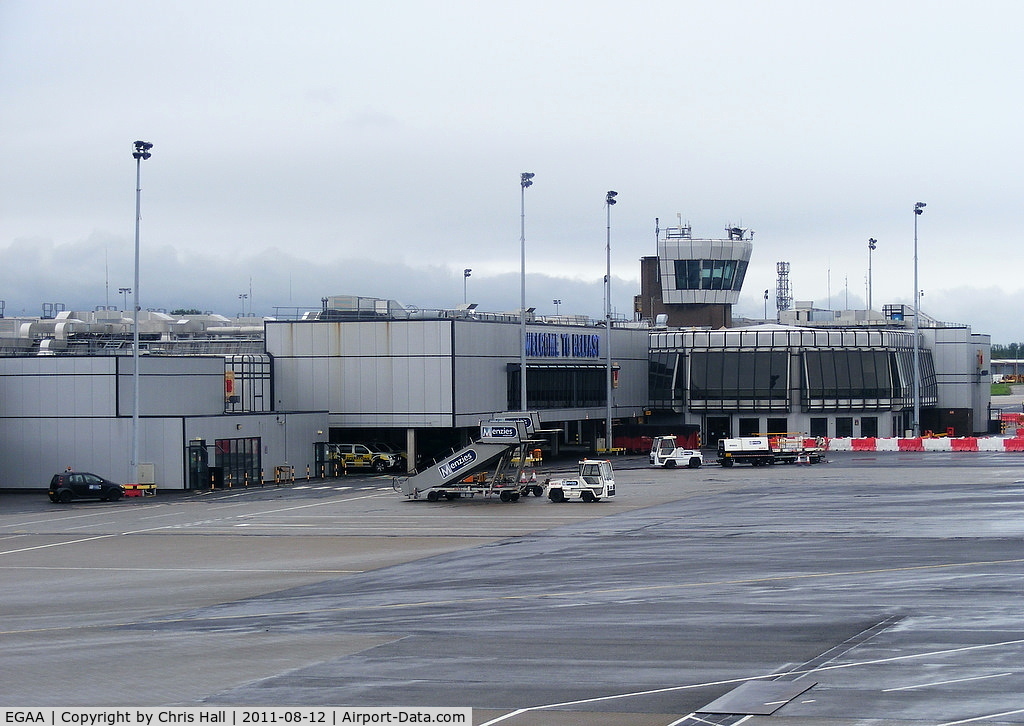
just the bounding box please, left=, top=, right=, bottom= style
left=395, top=415, right=541, bottom=502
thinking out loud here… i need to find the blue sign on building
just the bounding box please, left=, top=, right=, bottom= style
left=525, top=332, right=600, bottom=359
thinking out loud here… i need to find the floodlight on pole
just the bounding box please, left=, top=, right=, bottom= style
left=912, top=202, right=925, bottom=436
left=604, top=190, right=617, bottom=451
left=519, top=172, right=534, bottom=411
left=463, top=268, right=471, bottom=305
left=131, top=140, right=153, bottom=487
left=867, top=238, right=877, bottom=311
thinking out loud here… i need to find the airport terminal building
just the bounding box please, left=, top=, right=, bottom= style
left=0, top=299, right=651, bottom=489
left=0, top=221, right=992, bottom=490
left=649, top=322, right=988, bottom=442
left=639, top=223, right=990, bottom=442
left=264, top=297, right=652, bottom=467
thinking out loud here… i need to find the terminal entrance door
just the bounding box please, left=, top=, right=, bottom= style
left=214, top=437, right=262, bottom=488
left=188, top=438, right=263, bottom=489
left=187, top=440, right=209, bottom=490
left=738, top=418, right=760, bottom=437
left=704, top=417, right=731, bottom=447
left=766, top=418, right=788, bottom=434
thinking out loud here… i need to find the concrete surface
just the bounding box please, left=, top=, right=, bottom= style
left=2, top=453, right=1024, bottom=725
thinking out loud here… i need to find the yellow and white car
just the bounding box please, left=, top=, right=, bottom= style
left=337, top=443, right=402, bottom=473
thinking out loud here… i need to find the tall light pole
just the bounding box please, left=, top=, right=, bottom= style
left=867, top=238, right=877, bottom=311
left=604, top=190, right=617, bottom=451
left=913, top=202, right=926, bottom=436
left=238, top=293, right=248, bottom=316
left=463, top=268, right=471, bottom=305
left=118, top=287, right=131, bottom=312
left=131, top=140, right=153, bottom=486
left=553, top=298, right=561, bottom=316
left=519, top=172, right=534, bottom=411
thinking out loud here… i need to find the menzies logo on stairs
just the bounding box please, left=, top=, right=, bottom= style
left=481, top=425, right=517, bottom=438
left=438, top=449, right=477, bottom=478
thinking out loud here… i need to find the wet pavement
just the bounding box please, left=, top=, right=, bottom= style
left=3, top=453, right=1024, bottom=724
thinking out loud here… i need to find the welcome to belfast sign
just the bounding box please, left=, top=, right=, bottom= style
left=525, top=332, right=601, bottom=358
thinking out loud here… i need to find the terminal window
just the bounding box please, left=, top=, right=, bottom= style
left=649, top=352, right=684, bottom=406
left=688, top=350, right=789, bottom=408
left=802, top=349, right=936, bottom=411
left=803, top=349, right=895, bottom=401
left=507, top=364, right=605, bottom=410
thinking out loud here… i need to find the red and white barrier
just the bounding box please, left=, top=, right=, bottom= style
left=826, top=437, right=1024, bottom=452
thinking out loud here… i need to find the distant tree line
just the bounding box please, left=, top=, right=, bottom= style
left=992, top=343, right=1024, bottom=359
left=170, top=308, right=203, bottom=316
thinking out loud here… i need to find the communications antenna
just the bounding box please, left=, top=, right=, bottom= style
left=776, top=261, right=792, bottom=315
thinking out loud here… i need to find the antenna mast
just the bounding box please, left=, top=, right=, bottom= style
left=776, top=261, right=792, bottom=317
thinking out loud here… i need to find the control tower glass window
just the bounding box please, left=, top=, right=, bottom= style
left=675, top=260, right=749, bottom=291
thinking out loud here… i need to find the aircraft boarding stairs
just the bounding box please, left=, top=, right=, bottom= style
left=395, top=416, right=540, bottom=501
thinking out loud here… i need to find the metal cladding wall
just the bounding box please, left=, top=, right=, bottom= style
left=0, top=414, right=180, bottom=488
left=923, top=327, right=990, bottom=422
left=0, top=356, right=324, bottom=489
left=114, top=356, right=225, bottom=416
left=0, top=353, right=194, bottom=486
left=0, top=356, right=223, bottom=419
left=452, top=320, right=513, bottom=425
left=265, top=318, right=651, bottom=430
left=267, top=319, right=455, bottom=428
left=0, top=355, right=119, bottom=417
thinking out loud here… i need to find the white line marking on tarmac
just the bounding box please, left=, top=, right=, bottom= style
left=234, top=523, right=313, bottom=527
left=233, top=491, right=391, bottom=516
left=0, top=493, right=393, bottom=551
left=664, top=715, right=719, bottom=726
left=0, top=509, right=123, bottom=529
left=883, top=672, right=1013, bottom=692
left=0, top=533, right=118, bottom=556
left=0, top=565, right=362, bottom=573
left=938, top=708, right=1024, bottom=725
left=134, top=492, right=393, bottom=533
left=476, top=639, right=1024, bottom=726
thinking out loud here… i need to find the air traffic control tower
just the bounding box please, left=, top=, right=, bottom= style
left=636, top=220, right=753, bottom=328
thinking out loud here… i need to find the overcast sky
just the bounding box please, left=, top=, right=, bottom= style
left=1, top=1, right=1021, bottom=341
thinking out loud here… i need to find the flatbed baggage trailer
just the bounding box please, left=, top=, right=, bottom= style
left=717, top=435, right=824, bottom=466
